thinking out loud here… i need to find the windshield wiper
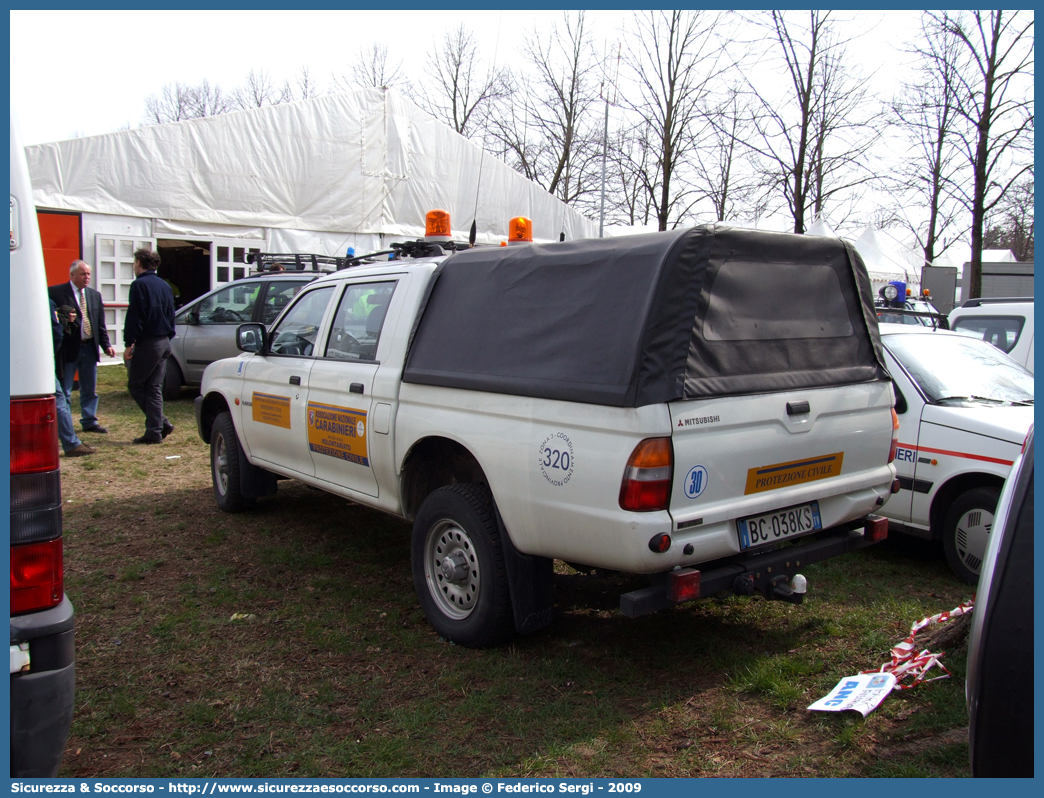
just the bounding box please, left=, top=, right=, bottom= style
left=934, top=395, right=1032, bottom=406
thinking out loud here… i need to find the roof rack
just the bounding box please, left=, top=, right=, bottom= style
left=875, top=307, right=950, bottom=330
left=388, top=239, right=474, bottom=259
left=958, top=296, right=1033, bottom=308
left=249, top=252, right=352, bottom=273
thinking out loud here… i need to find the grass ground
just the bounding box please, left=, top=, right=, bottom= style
left=56, top=367, right=973, bottom=778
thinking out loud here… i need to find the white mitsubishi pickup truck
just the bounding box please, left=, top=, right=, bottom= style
left=196, top=225, right=899, bottom=647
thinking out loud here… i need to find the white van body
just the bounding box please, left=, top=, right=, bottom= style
left=10, top=105, right=76, bottom=777
left=949, top=299, right=1034, bottom=373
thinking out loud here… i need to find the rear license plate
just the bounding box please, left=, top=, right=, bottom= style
left=738, top=501, right=822, bottom=550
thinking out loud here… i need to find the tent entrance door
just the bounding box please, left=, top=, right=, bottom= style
left=94, top=234, right=157, bottom=357
left=211, top=239, right=263, bottom=289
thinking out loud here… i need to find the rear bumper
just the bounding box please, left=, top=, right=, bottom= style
left=10, top=595, right=76, bottom=777
left=621, top=520, right=884, bottom=617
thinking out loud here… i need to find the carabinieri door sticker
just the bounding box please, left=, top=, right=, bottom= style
left=252, top=392, right=291, bottom=429
left=307, top=402, right=369, bottom=466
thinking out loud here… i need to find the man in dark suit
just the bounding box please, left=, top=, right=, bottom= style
left=48, top=260, right=115, bottom=434
left=123, top=248, right=176, bottom=444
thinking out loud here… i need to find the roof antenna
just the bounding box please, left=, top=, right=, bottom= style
left=470, top=220, right=477, bottom=247
left=560, top=232, right=565, bottom=242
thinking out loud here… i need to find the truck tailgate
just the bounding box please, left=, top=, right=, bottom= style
left=668, top=381, right=895, bottom=537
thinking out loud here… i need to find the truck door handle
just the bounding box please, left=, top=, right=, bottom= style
left=350, top=383, right=364, bottom=394
left=289, top=376, right=301, bottom=385
left=786, top=401, right=810, bottom=416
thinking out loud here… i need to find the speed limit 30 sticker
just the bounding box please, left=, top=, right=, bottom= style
left=683, top=465, right=708, bottom=499
left=538, top=432, right=575, bottom=487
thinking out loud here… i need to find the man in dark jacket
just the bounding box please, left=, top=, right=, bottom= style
left=123, top=248, right=176, bottom=444
left=48, top=260, right=115, bottom=434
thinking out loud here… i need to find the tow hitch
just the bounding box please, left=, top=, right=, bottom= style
left=769, top=574, right=807, bottom=605
left=620, top=518, right=884, bottom=618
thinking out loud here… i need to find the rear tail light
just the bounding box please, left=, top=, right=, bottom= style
left=887, top=408, right=900, bottom=464
left=11, top=395, right=65, bottom=615
left=620, top=437, right=673, bottom=512
left=670, top=568, right=701, bottom=603
left=11, top=539, right=64, bottom=614
left=864, top=515, right=889, bottom=543
left=10, top=397, right=59, bottom=473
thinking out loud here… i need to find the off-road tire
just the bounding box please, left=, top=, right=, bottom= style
left=943, top=486, right=999, bottom=584
left=162, top=359, right=183, bottom=401
left=411, top=484, right=513, bottom=647
left=211, top=412, right=254, bottom=513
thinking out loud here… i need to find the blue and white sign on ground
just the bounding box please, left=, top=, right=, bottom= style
left=807, top=672, right=897, bottom=717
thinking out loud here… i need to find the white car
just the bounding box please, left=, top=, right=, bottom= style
left=878, top=323, right=1034, bottom=582
left=948, top=298, right=1034, bottom=373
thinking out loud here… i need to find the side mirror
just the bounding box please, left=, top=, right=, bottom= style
left=237, top=322, right=266, bottom=353
left=186, top=309, right=199, bottom=325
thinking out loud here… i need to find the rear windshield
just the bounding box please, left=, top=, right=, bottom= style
left=951, top=315, right=1025, bottom=354
left=703, top=261, right=853, bottom=341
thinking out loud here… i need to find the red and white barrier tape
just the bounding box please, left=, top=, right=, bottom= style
left=863, top=600, right=974, bottom=689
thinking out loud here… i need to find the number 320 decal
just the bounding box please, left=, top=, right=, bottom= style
left=538, top=431, right=575, bottom=487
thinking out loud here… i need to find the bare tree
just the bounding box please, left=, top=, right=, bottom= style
left=233, top=68, right=292, bottom=110
left=694, top=84, right=764, bottom=222
left=745, top=11, right=880, bottom=234
left=191, top=79, right=236, bottom=117
left=984, top=177, right=1034, bottom=261
left=290, top=67, right=321, bottom=101
left=607, top=127, right=656, bottom=227
left=489, top=12, right=601, bottom=204
left=341, top=43, right=405, bottom=90
left=408, top=24, right=512, bottom=139
left=143, top=80, right=234, bottom=124
left=936, top=11, right=1034, bottom=298
left=144, top=82, right=198, bottom=124
left=890, top=14, right=966, bottom=268
left=624, top=10, right=726, bottom=230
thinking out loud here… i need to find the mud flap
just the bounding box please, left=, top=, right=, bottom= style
left=495, top=507, right=554, bottom=635
left=237, top=439, right=278, bottom=499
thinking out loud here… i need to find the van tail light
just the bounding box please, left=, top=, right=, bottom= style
left=10, top=397, right=59, bottom=473
left=11, top=539, right=64, bottom=614
left=620, top=437, right=673, bottom=512
left=887, top=408, right=900, bottom=464
left=11, top=395, right=64, bottom=615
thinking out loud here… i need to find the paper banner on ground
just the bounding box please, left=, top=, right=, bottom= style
left=807, top=672, right=897, bottom=717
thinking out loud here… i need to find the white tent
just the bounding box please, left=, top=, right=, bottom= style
left=25, top=87, right=597, bottom=252
left=805, top=216, right=837, bottom=238
left=852, top=226, right=920, bottom=291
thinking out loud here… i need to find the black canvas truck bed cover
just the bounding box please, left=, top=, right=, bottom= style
left=403, top=225, right=890, bottom=407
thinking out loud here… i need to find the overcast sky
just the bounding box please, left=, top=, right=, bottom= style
left=11, top=9, right=918, bottom=146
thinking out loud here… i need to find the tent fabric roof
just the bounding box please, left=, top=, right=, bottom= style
left=25, top=88, right=596, bottom=244
left=852, top=226, right=918, bottom=286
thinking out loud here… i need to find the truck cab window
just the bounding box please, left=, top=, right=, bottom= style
left=325, top=281, right=396, bottom=361
left=269, top=286, right=334, bottom=357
